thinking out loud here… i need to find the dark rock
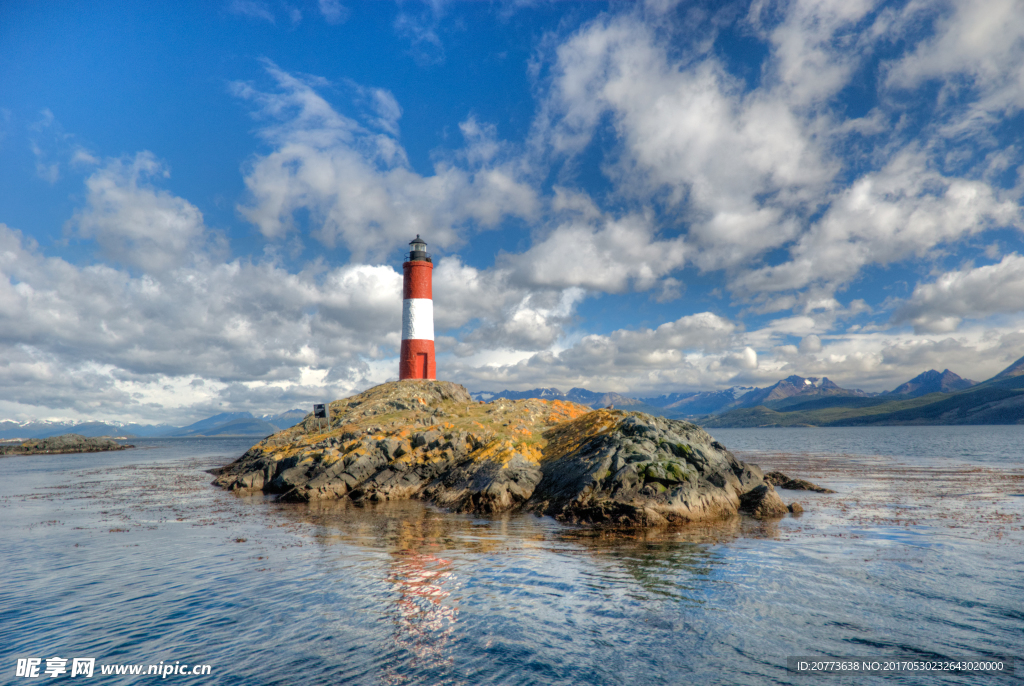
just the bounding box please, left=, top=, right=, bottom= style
left=764, top=470, right=835, bottom=493
left=788, top=502, right=804, bottom=514
left=527, top=411, right=759, bottom=525
left=212, top=380, right=777, bottom=528
left=739, top=484, right=789, bottom=518
left=0, top=434, right=133, bottom=456
left=411, top=430, right=440, bottom=448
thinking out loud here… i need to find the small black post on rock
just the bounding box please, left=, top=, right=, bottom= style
left=313, top=403, right=329, bottom=435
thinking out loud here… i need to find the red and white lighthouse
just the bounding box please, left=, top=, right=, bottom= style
left=399, top=235, right=436, bottom=380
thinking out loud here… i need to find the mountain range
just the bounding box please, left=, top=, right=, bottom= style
left=5, top=356, right=1022, bottom=439
left=472, top=375, right=882, bottom=419
left=700, top=358, right=1024, bottom=427
left=470, top=359, right=1024, bottom=427
left=0, top=409, right=308, bottom=441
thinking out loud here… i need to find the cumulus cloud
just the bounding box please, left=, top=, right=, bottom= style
left=6, top=1, right=1024, bottom=422
left=431, top=257, right=588, bottom=352
left=892, top=253, right=1024, bottom=333
left=755, top=0, right=881, bottom=107
left=504, top=212, right=685, bottom=293
left=446, top=300, right=1024, bottom=396
left=448, top=312, right=747, bottom=394
left=799, top=334, right=823, bottom=353
left=532, top=5, right=1022, bottom=305
left=69, top=153, right=210, bottom=272
left=234, top=62, right=539, bottom=260
left=734, top=150, right=1022, bottom=297
left=0, top=218, right=408, bottom=421
left=885, top=0, right=1024, bottom=119
left=534, top=12, right=835, bottom=271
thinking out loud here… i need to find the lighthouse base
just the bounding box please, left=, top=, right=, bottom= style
left=399, top=339, right=436, bottom=380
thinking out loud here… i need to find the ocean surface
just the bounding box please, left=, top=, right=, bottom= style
left=1, top=428, right=1022, bottom=685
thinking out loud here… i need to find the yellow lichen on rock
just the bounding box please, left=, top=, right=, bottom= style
left=541, top=408, right=621, bottom=462
left=211, top=379, right=789, bottom=526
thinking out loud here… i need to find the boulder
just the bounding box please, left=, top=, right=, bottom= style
left=739, top=484, right=789, bottom=518
left=764, top=470, right=835, bottom=493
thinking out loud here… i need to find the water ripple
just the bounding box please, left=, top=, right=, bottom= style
left=1, top=436, right=1022, bottom=685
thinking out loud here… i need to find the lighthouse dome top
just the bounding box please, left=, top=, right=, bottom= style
left=407, top=235, right=431, bottom=262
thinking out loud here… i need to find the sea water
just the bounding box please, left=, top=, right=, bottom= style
left=1, top=430, right=1022, bottom=685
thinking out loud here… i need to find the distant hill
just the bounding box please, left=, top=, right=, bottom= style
left=262, top=409, right=307, bottom=428
left=886, top=369, right=976, bottom=397
left=737, top=376, right=871, bottom=407
left=635, top=391, right=700, bottom=407
left=160, top=409, right=307, bottom=437
left=469, top=364, right=1013, bottom=427
left=702, top=355, right=1024, bottom=427
left=990, top=355, right=1024, bottom=381
left=0, top=419, right=178, bottom=440
left=470, top=377, right=869, bottom=420
left=169, top=412, right=257, bottom=437
left=641, top=387, right=753, bottom=416
left=0, top=408, right=308, bottom=440
left=194, top=417, right=281, bottom=437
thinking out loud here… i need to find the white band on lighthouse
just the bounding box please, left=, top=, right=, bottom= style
left=402, top=298, right=434, bottom=341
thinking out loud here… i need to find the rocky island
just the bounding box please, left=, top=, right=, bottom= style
left=0, top=433, right=134, bottom=456
left=212, top=381, right=802, bottom=526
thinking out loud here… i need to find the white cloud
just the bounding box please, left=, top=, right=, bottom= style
left=431, top=257, right=588, bottom=352
left=799, top=333, right=823, bottom=353
left=228, top=0, right=275, bottom=23
left=734, top=150, right=1022, bottom=296
left=886, top=0, right=1024, bottom=119
left=534, top=12, right=836, bottom=271
left=7, top=2, right=1024, bottom=422
left=531, top=4, right=1023, bottom=307
left=69, top=153, right=211, bottom=273
left=756, top=0, right=881, bottom=107
left=444, top=294, right=1024, bottom=396
left=448, top=312, right=748, bottom=393
left=28, top=108, right=80, bottom=184
left=0, top=218, right=409, bottom=421
left=504, top=212, right=685, bottom=293
left=318, top=0, right=349, bottom=24
left=393, top=4, right=446, bottom=65
left=723, top=346, right=758, bottom=370
left=234, top=63, right=539, bottom=260
left=892, top=253, right=1024, bottom=333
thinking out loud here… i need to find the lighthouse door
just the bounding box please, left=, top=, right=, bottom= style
left=417, top=353, right=428, bottom=378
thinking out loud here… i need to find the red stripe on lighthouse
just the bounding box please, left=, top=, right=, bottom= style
left=400, top=257, right=435, bottom=380
left=403, top=263, right=432, bottom=300
left=399, top=339, right=435, bottom=380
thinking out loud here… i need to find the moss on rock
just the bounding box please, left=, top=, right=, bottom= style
left=211, top=380, right=793, bottom=526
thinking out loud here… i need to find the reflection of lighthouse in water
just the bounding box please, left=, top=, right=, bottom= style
left=385, top=550, right=459, bottom=678
left=399, top=236, right=436, bottom=380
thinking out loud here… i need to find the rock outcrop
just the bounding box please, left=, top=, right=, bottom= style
left=211, top=381, right=792, bottom=526
left=764, top=470, right=836, bottom=493
left=0, top=434, right=133, bottom=456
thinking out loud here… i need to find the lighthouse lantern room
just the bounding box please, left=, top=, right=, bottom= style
left=399, top=235, right=436, bottom=380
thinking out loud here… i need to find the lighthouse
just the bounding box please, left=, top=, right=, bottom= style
left=399, top=235, right=436, bottom=380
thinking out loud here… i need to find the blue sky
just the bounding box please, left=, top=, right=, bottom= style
left=1, top=0, right=1023, bottom=423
